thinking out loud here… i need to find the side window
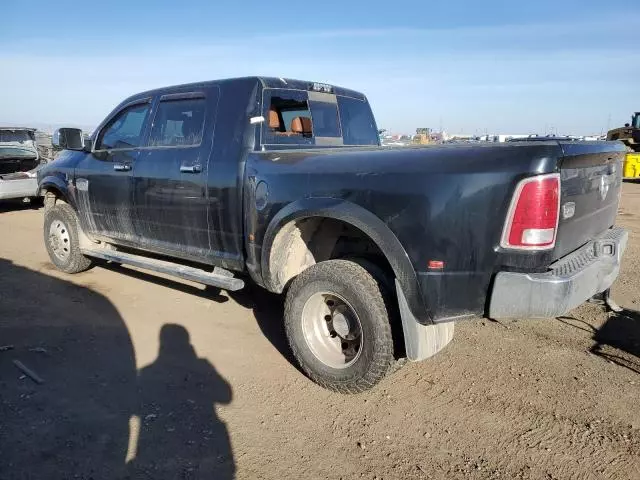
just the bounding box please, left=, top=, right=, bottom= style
left=148, top=98, right=206, bottom=147
left=96, top=103, right=150, bottom=150
left=264, top=89, right=313, bottom=145
left=337, top=96, right=379, bottom=146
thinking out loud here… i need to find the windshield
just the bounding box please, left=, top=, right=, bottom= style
left=632, top=113, right=640, bottom=129
left=0, top=130, right=35, bottom=144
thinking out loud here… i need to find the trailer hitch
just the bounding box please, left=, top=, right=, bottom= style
left=588, top=288, right=623, bottom=313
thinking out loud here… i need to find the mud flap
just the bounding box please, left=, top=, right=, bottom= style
left=395, top=279, right=455, bottom=361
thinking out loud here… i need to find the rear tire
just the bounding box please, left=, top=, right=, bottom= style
left=44, top=203, right=93, bottom=274
left=284, top=259, right=394, bottom=393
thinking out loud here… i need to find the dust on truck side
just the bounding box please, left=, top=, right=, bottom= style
left=38, top=77, right=628, bottom=393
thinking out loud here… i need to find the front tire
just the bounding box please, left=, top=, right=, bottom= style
left=284, top=260, right=394, bottom=393
left=43, top=203, right=93, bottom=274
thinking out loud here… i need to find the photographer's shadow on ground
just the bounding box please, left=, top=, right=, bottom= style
left=0, top=258, right=235, bottom=479
left=591, top=308, right=640, bottom=374
left=129, top=324, right=234, bottom=478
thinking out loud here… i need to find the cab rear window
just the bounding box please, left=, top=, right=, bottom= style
left=337, top=96, right=379, bottom=146
left=309, top=101, right=341, bottom=138
left=262, top=88, right=378, bottom=147
left=264, top=90, right=314, bottom=146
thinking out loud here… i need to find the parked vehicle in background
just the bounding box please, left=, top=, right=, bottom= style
left=38, top=77, right=628, bottom=393
left=0, top=127, right=40, bottom=174
left=0, top=127, right=43, bottom=201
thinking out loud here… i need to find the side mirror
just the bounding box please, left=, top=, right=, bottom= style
left=52, top=128, right=86, bottom=151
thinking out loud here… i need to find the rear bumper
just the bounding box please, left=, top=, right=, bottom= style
left=489, top=226, right=628, bottom=319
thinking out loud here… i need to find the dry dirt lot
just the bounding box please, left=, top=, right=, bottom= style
left=1, top=186, right=640, bottom=480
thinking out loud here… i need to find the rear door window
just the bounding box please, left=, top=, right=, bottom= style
left=148, top=97, right=206, bottom=147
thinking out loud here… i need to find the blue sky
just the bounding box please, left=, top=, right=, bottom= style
left=1, top=0, right=638, bottom=135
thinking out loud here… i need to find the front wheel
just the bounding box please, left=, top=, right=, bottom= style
left=43, top=203, right=93, bottom=274
left=284, top=260, right=394, bottom=393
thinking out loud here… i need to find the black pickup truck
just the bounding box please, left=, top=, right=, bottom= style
left=38, top=77, right=628, bottom=393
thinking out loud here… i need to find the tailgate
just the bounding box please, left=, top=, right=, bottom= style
left=554, top=141, right=626, bottom=259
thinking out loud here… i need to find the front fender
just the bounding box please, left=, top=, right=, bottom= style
left=261, top=197, right=432, bottom=324
left=37, top=174, right=73, bottom=205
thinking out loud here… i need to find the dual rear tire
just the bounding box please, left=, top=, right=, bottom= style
left=284, top=259, right=396, bottom=393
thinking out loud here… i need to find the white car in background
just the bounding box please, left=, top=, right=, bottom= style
left=0, top=127, right=44, bottom=202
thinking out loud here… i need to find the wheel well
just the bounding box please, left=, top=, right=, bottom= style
left=268, top=217, right=393, bottom=293
left=42, top=187, right=66, bottom=209
left=268, top=217, right=405, bottom=358
left=42, top=187, right=95, bottom=249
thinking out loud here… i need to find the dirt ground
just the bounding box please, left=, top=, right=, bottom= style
left=1, top=185, right=639, bottom=480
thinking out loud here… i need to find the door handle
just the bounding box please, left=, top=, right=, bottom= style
left=113, top=163, right=131, bottom=172
left=180, top=164, right=202, bottom=174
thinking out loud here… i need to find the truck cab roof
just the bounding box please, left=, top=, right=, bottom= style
left=99, top=76, right=380, bottom=151
left=130, top=77, right=366, bottom=103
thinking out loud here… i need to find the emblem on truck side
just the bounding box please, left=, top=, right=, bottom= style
left=76, top=178, right=89, bottom=192
left=562, top=202, right=576, bottom=219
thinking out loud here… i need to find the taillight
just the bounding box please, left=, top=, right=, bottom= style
left=500, top=173, right=560, bottom=250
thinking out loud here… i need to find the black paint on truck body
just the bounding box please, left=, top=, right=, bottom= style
left=38, top=77, right=627, bottom=325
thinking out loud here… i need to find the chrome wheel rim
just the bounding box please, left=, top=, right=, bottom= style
left=301, top=292, right=363, bottom=369
left=48, top=219, right=71, bottom=262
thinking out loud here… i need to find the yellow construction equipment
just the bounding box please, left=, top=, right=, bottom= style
left=607, top=112, right=640, bottom=179
left=412, top=134, right=430, bottom=145
left=623, top=153, right=640, bottom=178
left=412, top=128, right=431, bottom=145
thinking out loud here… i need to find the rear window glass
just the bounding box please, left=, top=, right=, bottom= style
left=148, top=98, right=206, bottom=147
left=337, top=96, right=379, bottom=145
left=0, top=130, right=35, bottom=143
left=263, top=89, right=378, bottom=147
left=310, top=101, right=341, bottom=137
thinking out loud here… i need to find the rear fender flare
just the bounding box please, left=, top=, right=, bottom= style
left=261, top=197, right=431, bottom=324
